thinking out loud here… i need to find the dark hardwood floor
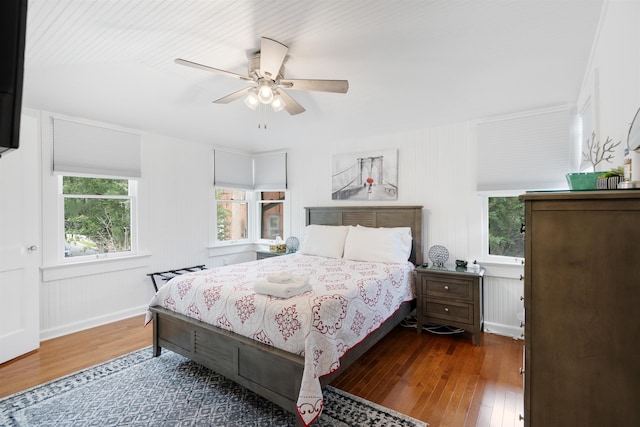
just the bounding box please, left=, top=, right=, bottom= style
left=0, top=315, right=524, bottom=426
left=332, top=326, right=524, bottom=427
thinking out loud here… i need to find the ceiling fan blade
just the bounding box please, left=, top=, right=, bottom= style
left=278, top=90, right=305, bottom=115
left=280, top=79, right=349, bottom=93
left=260, top=37, right=288, bottom=79
left=175, top=58, right=252, bottom=81
left=213, top=86, right=254, bottom=104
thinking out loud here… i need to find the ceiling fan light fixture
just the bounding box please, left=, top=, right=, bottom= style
left=257, top=80, right=274, bottom=104
left=244, top=90, right=259, bottom=110
left=271, top=94, right=286, bottom=112
left=176, top=37, right=348, bottom=120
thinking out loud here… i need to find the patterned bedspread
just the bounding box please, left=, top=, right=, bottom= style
left=145, top=253, right=415, bottom=426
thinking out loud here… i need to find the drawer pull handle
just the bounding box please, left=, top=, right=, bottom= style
left=519, top=414, right=524, bottom=421
left=519, top=367, right=525, bottom=375
left=443, top=285, right=449, bottom=290
left=444, top=307, right=449, bottom=312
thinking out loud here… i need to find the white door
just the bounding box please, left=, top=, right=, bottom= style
left=0, top=113, right=40, bottom=364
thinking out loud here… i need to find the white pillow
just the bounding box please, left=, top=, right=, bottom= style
left=299, top=225, right=351, bottom=258
left=343, top=225, right=412, bottom=264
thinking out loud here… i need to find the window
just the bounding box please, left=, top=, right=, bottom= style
left=257, top=191, right=285, bottom=240
left=216, top=188, right=248, bottom=243
left=211, top=149, right=288, bottom=246
left=212, top=189, right=287, bottom=246
left=485, top=195, right=525, bottom=261
left=62, top=176, right=136, bottom=259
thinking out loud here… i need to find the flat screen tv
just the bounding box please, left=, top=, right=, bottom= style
left=0, top=0, right=28, bottom=157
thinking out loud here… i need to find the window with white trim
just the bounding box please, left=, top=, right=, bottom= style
left=212, top=149, right=288, bottom=246
left=51, top=117, right=142, bottom=263
left=215, top=188, right=249, bottom=244
left=477, top=107, right=572, bottom=264
left=483, top=194, right=525, bottom=262
left=257, top=191, right=285, bottom=241
left=61, top=176, right=137, bottom=259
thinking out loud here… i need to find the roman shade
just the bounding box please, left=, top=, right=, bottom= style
left=254, top=152, right=287, bottom=190
left=477, top=108, right=571, bottom=191
left=213, top=150, right=253, bottom=189
left=52, top=118, right=141, bottom=179
left=214, top=150, right=287, bottom=190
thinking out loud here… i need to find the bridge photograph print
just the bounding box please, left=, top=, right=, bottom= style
left=331, top=148, right=398, bottom=200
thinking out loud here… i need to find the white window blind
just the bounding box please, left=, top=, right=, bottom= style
left=477, top=108, right=571, bottom=191
left=213, top=150, right=253, bottom=189
left=254, top=152, right=287, bottom=190
left=579, top=98, right=594, bottom=171
left=214, top=150, right=287, bottom=189
left=52, top=118, right=141, bottom=179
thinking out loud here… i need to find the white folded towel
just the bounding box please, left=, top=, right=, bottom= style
left=267, top=271, right=294, bottom=283
left=254, top=276, right=311, bottom=298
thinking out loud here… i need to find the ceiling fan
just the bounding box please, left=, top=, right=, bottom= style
left=175, top=37, right=349, bottom=116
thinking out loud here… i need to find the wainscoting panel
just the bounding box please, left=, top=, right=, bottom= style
left=482, top=273, right=524, bottom=339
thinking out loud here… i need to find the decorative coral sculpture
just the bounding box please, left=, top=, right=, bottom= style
left=582, top=131, right=621, bottom=171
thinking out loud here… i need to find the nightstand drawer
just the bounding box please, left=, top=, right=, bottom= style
left=424, top=299, right=473, bottom=324
left=422, top=276, right=473, bottom=301
left=256, top=250, right=287, bottom=260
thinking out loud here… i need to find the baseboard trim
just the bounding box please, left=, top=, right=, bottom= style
left=483, top=321, right=524, bottom=340
left=40, top=305, right=148, bottom=341
left=40, top=310, right=525, bottom=342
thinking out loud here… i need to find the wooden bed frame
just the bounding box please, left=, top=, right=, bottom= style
left=150, top=205, right=423, bottom=424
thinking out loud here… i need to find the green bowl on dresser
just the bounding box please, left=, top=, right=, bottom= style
left=566, top=172, right=601, bottom=190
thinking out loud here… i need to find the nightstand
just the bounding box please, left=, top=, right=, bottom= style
left=256, top=250, right=288, bottom=260
left=415, top=266, right=484, bottom=346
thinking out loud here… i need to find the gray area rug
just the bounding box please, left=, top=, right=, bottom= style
left=0, top=347, right=427, bottom=426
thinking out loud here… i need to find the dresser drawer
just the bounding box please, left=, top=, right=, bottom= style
left=423, top=298, right=474, bottom=325
left=422, top=276, right=473, bottom=301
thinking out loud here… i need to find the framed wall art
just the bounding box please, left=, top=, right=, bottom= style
left=331, top=148, right=398, bottom=200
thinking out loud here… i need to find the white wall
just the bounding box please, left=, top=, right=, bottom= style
left=576, top=0, right=640, bottom=169
left=287, top=123, right=478, bottom=262
left=286, top=122, right=527, bottom=338
left=38, top=113, right=218, bottom=339
left=33, top=111, right=527, bottom=340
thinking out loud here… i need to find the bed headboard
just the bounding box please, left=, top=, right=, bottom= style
left=305, top=205, right=423, bottom=265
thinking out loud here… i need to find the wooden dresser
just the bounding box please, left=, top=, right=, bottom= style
left=520, top=190, right=640, bottom=426
left=415, top=266, right=484, bottom=345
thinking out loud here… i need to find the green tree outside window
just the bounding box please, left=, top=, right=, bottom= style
left=488, top=196, right=525, bottom=258
left=63, top=177, right=131, bottom=257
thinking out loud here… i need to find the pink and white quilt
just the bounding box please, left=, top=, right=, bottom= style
left=145, top=253, right=415, bottom=426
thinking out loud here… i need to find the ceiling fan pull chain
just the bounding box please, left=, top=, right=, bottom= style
left=258, top=104, right=267, bottom=130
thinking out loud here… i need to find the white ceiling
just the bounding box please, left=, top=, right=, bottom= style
left=23, top=0, right=604, bottom=152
